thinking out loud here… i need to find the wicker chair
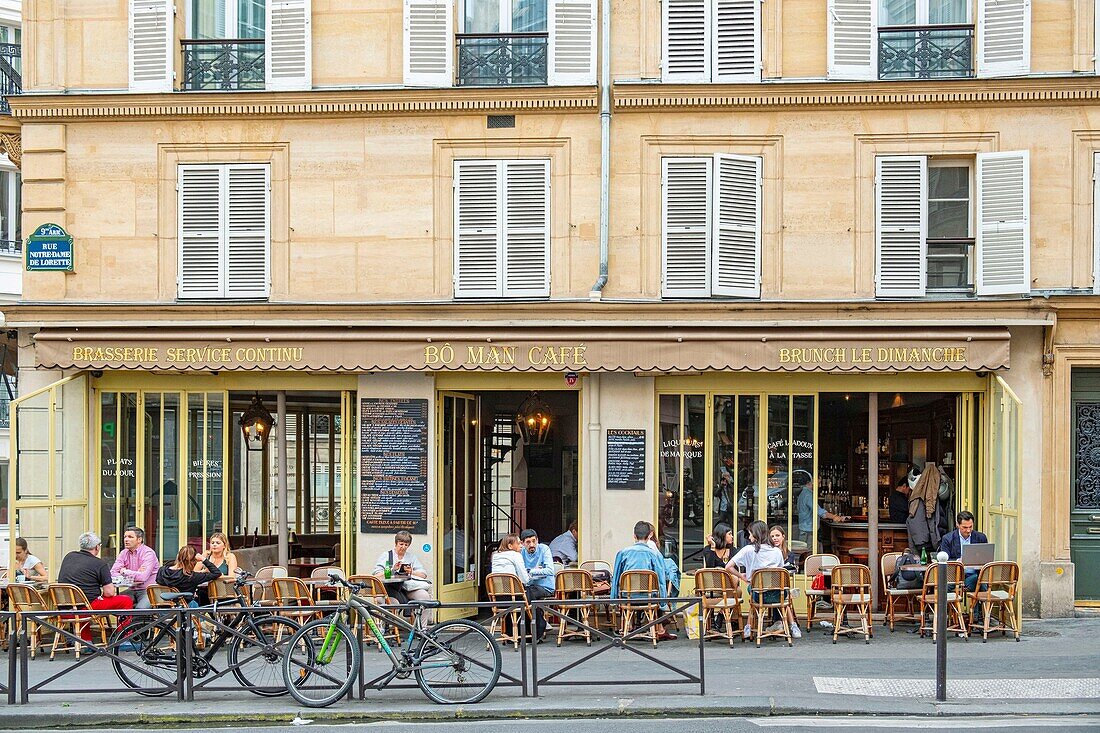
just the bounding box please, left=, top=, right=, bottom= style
left=253, top=565, right=288, bottom=605
left=881, top=551, right=920, bottom=631
left=829, top=564, right=873, bottom=643
left=553, top=569, right=596, bottom=646
left=47, top=584, right=110, bottom=660
left=693, top=568, right=743, bottom=646
left=803, top=554, right=839, bottom=630
left=146, top=583, right=208, bottom=649
left=309, top=566, right=344, bottom=605
left=919, top=562, right=968, bottom=640
left=747, top=568, right=794, bottom=647
left=8, top=583, right=49, bottom=659
left=967, top=561, right=1020, bottom=642
left=272, top=577, right=323, bottom=625
left=485, top=573, right=531, bottom=650
left=618, top=569, right=661, bottom=646
left=348, top=574, right=402, bottom=648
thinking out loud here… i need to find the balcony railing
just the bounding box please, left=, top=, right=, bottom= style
left=181, top=38, right=265, bottom=91
left=0, top=43, right=21, bottom=114
left=878, top=25, right=974, bottom=80
left=456, top=33, right=548, bottom=87
left=0, top=398, right=8, bottom=429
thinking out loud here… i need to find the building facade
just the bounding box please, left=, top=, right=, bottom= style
left=5, top=0, right=1100, bottom=616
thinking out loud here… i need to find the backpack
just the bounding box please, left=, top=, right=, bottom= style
left=892, top=550, right=923, bottom=590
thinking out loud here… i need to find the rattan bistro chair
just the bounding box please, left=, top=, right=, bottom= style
left=272, top=577, right=323, bottom=625
left=881, top=551, right=920, bottom=631
left=747, top=568, right=794, bottom=647
left=618, top=570, right=661, bottom=647
left=829, top=564, right=873, bottom=643
left=693, top=568, right=744, bottom=646
left=47, top=584, right=109, bottom=660
left=803, top=554, right=838, bottom=630
left=553, top=569, right=597, bottom=646
left=8, top=583, right=49, bottom=659
left=486, top=573, right=531, bottom=651
left=967, top=561, right=1021, bottom=642
left=348, top=575, right=402, bottom=648
left=919, top=562, right=968, bottom=640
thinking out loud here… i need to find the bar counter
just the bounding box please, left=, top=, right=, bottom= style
left=823, top=519, right=909, bottom=564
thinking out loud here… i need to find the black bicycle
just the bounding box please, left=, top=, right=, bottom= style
left=111, top=570, right=305, bottom=696
left=281, top=573, right=502, bottom=707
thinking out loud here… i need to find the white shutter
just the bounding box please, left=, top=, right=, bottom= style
left=662, top=157, right=712, bottom=297
left=978, top=0, right=1030, bottom=77
left=976, top=151, right=1030, bottom=296
left=875, top=156, right=927, bottom=298
left=827, top=0, right=877, bottom=81
left=129, top=0, right=173, bottom=92
left=713, top=0, right=760, bottom=83
left=225, top=165, right=271, bottom=299
left=454, top=160, right=503, bottom=298
left=503, top=160, right=551, bottom=297
left=549, top=0, right=597, bottom=86
left=266, top=0, right=312, bottom=91
left=178, top=166, right=224, bottom=300
left=404, top=0, right=453, bottom=87
left=712, top=154, right=761, bottom=297
left=663, top=0, right=710, bottom=82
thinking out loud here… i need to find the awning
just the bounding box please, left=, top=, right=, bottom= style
left=30, top=326, right=1012, bottom=373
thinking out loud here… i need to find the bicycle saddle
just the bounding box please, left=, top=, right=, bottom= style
left=408, top=600, right=440, bottom=609
left=161, top=592, right=194, bottom=602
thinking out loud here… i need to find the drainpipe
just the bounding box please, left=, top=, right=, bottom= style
left=589, top=0, right=611, bottom=300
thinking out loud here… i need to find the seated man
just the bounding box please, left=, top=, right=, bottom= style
left=58, top=532, right=134, bottom=640
left=548, top=521, right=578, bottom=565
left=938, top=510, right=989, bottom=592
left=111, top=526, right=160, bottom=609
left=373, top=530, right=432, bottom=605
left=519, top=529, right=556, bottom=641
left=611, top=521, right=675, bottom=641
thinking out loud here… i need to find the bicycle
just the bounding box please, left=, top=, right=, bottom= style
left=111, top=570, right=305, bottom=697
left=281, top=573, right=502, bottom=707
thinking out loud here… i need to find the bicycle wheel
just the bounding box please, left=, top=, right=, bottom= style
left=282, top=618, right=360, bottom=708
left=110, top=617, right=181, bottom=697
left=229, top=616, right=303, bottom=696
left=414, top=619, right=501, bottom=705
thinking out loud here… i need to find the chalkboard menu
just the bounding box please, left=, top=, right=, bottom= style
left=360, top=398, right=429, bottom=533
left=606, top=429, right=646, bottom=491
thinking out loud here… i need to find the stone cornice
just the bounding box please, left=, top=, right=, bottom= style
left=8, top=86, right=599, bottom=121
left=614, top=76, right=1100, bottom=111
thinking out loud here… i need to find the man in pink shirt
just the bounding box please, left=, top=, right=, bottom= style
left=111, top=526, right=160, bottom=609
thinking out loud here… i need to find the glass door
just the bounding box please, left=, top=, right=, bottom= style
left=437, top=392, right=479, bottom=619
left=986, top=376, right=1021, bottom=564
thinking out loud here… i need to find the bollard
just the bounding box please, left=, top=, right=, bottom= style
left=935, top=550, right=949, bottom=702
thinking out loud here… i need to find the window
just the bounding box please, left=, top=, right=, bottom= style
left=0, top=168, right=20, bottom=250
left=662, top=0, right=760, bottom=83
left=828, top=0, right=1028, bottom=80
left=0, top=24, right=21, bottom=110
left=453, top=159, right=550, bottom=299
left=177, top=163, right=270, bottom=300
left=661, top=155, right=762, bottom=298
left=404, top=0, right=595, bottom=88
left=1094, top=153, right=1100, bottom=294
left=182, top=1, right=267, bottom=90
left=875, top=152, right=1029, bottom=298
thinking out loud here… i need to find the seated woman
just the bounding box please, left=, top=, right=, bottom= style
left=156, top=546, right=223, bottom=607
left=768, top=524, right=802, bottom=636
left=701, top=523, right=735, bottom=569
left=206, top=532, right=239, bottom=576
left=372, top=530, right=431, bottom=605
left=727, top=521, right=800, bottom=639
left=14, top=537, right=48, bottom=583
left=490, top=533, right=530, bottom=584
left=644, top=523, right=681, bottom=597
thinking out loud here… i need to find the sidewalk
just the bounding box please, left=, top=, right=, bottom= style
left=0, top=617, right=1097, bottom=729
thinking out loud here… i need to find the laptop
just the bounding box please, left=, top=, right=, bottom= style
left=961, top=542, right=995, bottom=567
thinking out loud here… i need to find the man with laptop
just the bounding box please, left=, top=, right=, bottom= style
left=939, top=510, right=991, bottom=591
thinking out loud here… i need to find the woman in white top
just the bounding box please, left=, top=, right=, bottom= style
left=490, top=533, right=529, bottom=585
left=14, top=538, right=47, bottom=583
left=726, top=521, right=799, bottom=638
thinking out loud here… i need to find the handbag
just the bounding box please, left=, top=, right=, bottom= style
left=402, top=578, right=432, bottom=592
left=811, top=574, right=826, bottom=591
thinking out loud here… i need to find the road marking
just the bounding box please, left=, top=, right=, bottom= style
left=814, top=677, right=1100, bottom=699
left=749, top=716, right=1096, bottom=728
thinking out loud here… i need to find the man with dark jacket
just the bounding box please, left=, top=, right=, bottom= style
left=939, top=510, right=988, bottom=591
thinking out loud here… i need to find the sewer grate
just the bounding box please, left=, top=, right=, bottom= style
left=1021, top=628, right=1060, bottom=637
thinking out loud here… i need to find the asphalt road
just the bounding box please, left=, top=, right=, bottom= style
left=23, top=716, right=1100, bottom=733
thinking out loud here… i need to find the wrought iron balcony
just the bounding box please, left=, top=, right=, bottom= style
left=878, top=25, right=974, bottom=80
left=0, top=398, right=9, bottom=429
left=0, top=43, right=21, bottom=114
left=456, top=33, right=548, bottom=87
left=181, top=38, right=265, bottom=91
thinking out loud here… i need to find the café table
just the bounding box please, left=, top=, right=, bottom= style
left=287, top=557, right=331, bottom=578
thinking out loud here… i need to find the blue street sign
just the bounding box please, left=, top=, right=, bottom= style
left=25, top=223, right=74, bottom=271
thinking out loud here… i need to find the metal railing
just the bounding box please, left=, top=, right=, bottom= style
left=0, top=399, right=10, bottom=429
left=878, top=25, right=974, bottom=80
left=0, top=43, right=20, bottom=114
left=456, top=33, right=548, bottom=87
left=181, top=38, right=265, bottom=91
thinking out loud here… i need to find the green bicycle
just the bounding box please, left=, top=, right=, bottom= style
left=281, top=573, right=502, bottom=707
